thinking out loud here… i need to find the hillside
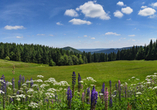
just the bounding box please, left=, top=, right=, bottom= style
left=62, top=46, right=82, bottom=54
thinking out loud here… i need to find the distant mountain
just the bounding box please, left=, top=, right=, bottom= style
left=62, top=46, right=82, bottom=54
left=78, top=47, right=133, bottom=54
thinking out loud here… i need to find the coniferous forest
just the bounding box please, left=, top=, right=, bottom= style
left=0, top=39, right=156, bottom=66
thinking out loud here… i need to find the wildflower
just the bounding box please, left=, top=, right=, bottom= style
left=153, top=86, right=157, bottom=90
left=82, top=92, right=85, bottom=102
left=132, top=76, right=135, bottom=79
left=104, top=88, right=108, bottom=110
left=101, top=83, right=105, bottom=95
left=47, top=88, right=56, bottom=92
left=86, top=77, right=96, bottom=82
left=86, top=87, right=90, bottom=104
left=6, top=82, right=12, bottom=86
left=28, top=102, right=39, bottom=108
left=136, top=92, right=142, bottom=95
left=78, top=73, right=81, bottom=92
left=91, top=86, right=98, bottom=110
left=30, top=78, right=33, bottom=88
left=72, top=71, right=76, bottom=97
left=67, top=86, right=72, bottom=109
left=35, top=79, right=43, bottom=82
left=59, top=81, right=70, bottom=86
left=27, top=88, right=34, bottom=93
left=0, top=90, right=4, bottom=94
left=45, top=92, right=55, bottom=98
left=32, top=84, right=39, bottom=87
left=40, top=84, right=49, bottom=88
left=154, top=73, right=157, bottom=75
left=37, top=75, right=44, bottom=78
left=44, top=77, right=56, bottom=83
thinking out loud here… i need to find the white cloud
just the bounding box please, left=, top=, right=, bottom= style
left=91, top=37, right=95, bottom=39
left=84, top=35, right=88, bottom=37
left=76, top=1, right=110, bottom=20
left=127, top=18, right=131, bottom=20
left=138, top=8, right=156, bottom=16
left=37, top=34, right=45, bottom=36
left=117, top=1, right=125, bottom=6
left=16, top=36, right=23, bottom=38
left=105, top=32, right=121, bottom=36
left=49, top=34, right=54, bottom=37
left=69, top=18, right=92, bottom=25
left=121, top=7, right=133, bottom=14
left=151, top=2, right=157, bottom=7
left=56, top=22, right=63, bottom=25
left=64, top=9, right=79, bottom=17
left=4, top=25, right=25, bottom=30
left=141, top=6, right=147, bottom=9
left=128, top=35, right=135, bottom=37
left=113, top=10, right=123, bottom=18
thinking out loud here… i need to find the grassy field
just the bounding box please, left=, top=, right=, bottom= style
left=1, top=59, right=157, bottom=89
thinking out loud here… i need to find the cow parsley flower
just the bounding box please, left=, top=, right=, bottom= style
left=37, top=75, right=44, bottom=78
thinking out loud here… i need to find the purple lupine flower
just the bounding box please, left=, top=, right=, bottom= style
left=22, top=76, right=25, bottom=84
left=67, top=86, right=72, bottom=109
left=91, top=86, right=98, bottom=110
left=125, top=85, right=127, bottom=99
left=12, top=78, right=15, bottom=90
left=87, top=87, right=90, bottom=104
left=78, top=73, right=81, bottom=92
left=30, top=78, right=33, bottom=88
left=82, top=92, right=85, bottom=102
left=16, top=91, right=19, bottom=95
left=18, top=80, right=21, bottom=90
left=19, top=75, right=22, bottom=82
left=109, top=97, right=112, bottom=107
left=104, top=88, right=108, bottom=110
left=101, top=83, right=105, bottom=94
left=26, top=79, right=29, bottom=87
left=118, top=80, right=121, bottom=101
left=72, top=71, right=76, bottom=97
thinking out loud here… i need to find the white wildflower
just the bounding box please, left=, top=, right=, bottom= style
left=153, top=86, right=157, bottom=90
left=154, top=73, right=157, bottom=75
left=45, top=92, right=55, bottom=98
left=86, top=77, right=96, bottom=82
left=37, top=75, right=44, bottom=78
left=32, top=84, right=39, bottom=87
left=136, top=78, right=139, bottom=80
left=148, top=87, right=152, bottom=89
left=131, top=76, right=135, bottom=79
left=6, top=82, right=12, bottom=86
left=26, top=80, right=31, bottom=83
left=27, top=88, right=34, bottom=93
left=0, top=90, right=5, bottom=94
left=44, top=77, right=56, bottom=83
left=16, top=97, right=20, bottom=101
left=99, top=93, right=103, bottom=96
left=16, top=94, right=25, bottom=98
left=28, top=102, right=39, bottom=108
left=59, top=81, right=70, bottom=86
left=146, top=82, right=151, bottom=84
left=79, top=81, right=83, bottom=84
left=136, top=92, right=142, bottom=95
left=22, top=83, right=27, bottom=86
left=53, top=82, right=61, bottom=86
left=35, top=79, right=43, bottom=82
left=47, top=88, right=56, bottom=92
left=112, top=95, right=116, bottom=98
left=8, top=87, right=11, bottom=90
left=125, top=82, right=128, bottom=85
left=128, top=79, right=130, bottom=80
left=40, top=84, right=49, bottom=88
left=146, top=75, right=151, bottom=78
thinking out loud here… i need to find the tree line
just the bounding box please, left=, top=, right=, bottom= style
left=0, top=40, right=156, bottom=66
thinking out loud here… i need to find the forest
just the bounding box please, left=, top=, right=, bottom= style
left=0, top=39, right=156, bottom=66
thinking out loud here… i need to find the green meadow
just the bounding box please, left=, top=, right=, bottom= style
left=1, top=59, right=157, bottom=88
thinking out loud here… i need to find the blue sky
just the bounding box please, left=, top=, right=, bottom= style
left=1, top=0, right=157, bottom=49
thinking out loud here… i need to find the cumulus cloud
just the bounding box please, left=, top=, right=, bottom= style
left=84, top=35, right=88, bottom=37
left=69, top=18, right=92, bottom=25
left=138, top=8, right=156, bottom=16
left=76, top=1, right=110, bottom=20
left=91, top=37, right=95, bottom=39
left=128, top=35, right=135, bottom=37
left=37, top=34, right=45, bottom=36
left=16, top=36, right=23, bottom=38
left=141, top=6, right=147, bottom=9
left=4, top=25, right=25, bottom=30
left=117, top=1, right=125, bottom=6
left=114, top=10, right=123, bottom=18
left=105, top=32, right=120, bottom=36
left=121, top=7, right=133, bottom=14
left=56, top=22, right=63, bottom=25
left=151, top=2, right=157, bottom=7
left=64, top=9, right=79, bottom=17
left=49, top=34, right=54, bottom=37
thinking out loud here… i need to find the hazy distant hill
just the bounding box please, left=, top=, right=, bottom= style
left=62, top=46, right=82, bottom=54
left=78, top=47, right=132, bottom=54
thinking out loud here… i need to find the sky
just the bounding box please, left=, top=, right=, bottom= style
left=1, top=0, right=157, bottom=49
